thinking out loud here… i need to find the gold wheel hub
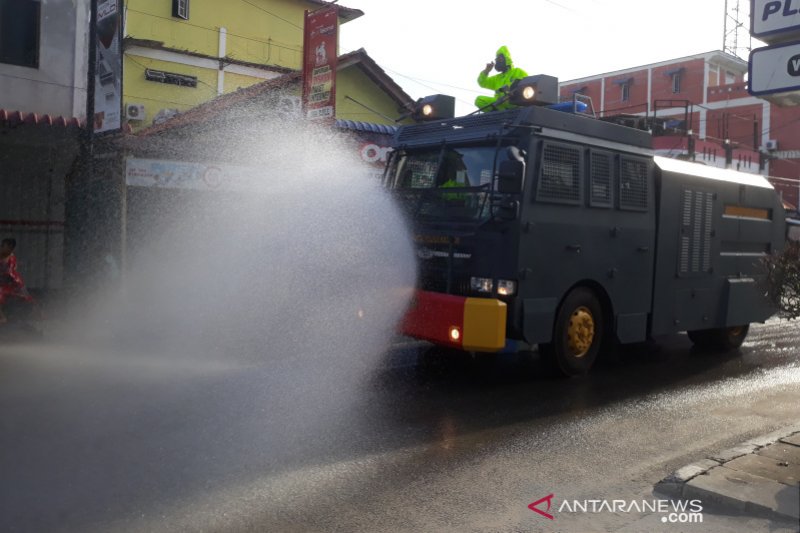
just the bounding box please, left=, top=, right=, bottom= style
left=567, top=306, right=595, bottom=358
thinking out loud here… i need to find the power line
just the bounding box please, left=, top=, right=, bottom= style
left=382, top=68, right=484, bottom=95
left=543, top=0, right=574, bottom=11
left=382, top=69, right=474, bottom=108
left=237, top=0, right=303, bottom=29
left=123, top=93, right=194, bottom=108
left=664, top=136, right=687, bottom=158
left=343, top=96, right=396, bottom=122
left=125, top=8, right=302, bottom=53
left=0, top=72, right=85, bottom=92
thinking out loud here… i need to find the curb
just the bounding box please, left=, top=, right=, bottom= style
left=654, top=424, right=800, bottom=523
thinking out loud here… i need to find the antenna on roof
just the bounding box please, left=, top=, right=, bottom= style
left=723, top=0, right=752, bottom=60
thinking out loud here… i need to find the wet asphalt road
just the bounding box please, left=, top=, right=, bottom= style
left=1, top=321, right=799, bottom=532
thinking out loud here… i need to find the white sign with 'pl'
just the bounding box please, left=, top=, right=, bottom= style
left=749, top=40, right=800, bottom=95
left=752, top=0, right=800, bottom=41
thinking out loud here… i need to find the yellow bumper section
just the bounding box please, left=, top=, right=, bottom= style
left=462, top=297, right=508, bottom=351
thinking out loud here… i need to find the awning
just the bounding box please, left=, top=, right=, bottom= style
left=0, top=109, right=84, bottom=128
left=335, top=119, right=397, bottom=135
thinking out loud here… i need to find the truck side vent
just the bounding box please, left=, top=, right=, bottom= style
left=619, top=157, right=648, bottom=210
left=589, top=151, right=612, bottom=207
left=538, top=143, right=581, bottom=204
left=679, top=189, right=714, bottom=276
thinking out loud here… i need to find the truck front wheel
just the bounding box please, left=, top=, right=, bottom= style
left=687, top=325, right=750, bottom=351
left=540, top=288, right=604, bottom=376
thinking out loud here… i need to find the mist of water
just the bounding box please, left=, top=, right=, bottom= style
left=1, top=112, right=417, bottom=529
left=100, top=111, right=416, bottom=373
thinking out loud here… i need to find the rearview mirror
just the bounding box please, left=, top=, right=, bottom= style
left=497, top=160, right=524, bottom=194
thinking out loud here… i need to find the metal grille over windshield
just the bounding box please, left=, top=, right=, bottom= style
left=390, top=146, right=508, bottom=223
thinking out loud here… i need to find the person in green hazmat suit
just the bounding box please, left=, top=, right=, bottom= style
left=474, top=46, right=528, bottom=111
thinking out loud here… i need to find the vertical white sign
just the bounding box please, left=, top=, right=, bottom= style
left=94, top=0, right=122, bottom=133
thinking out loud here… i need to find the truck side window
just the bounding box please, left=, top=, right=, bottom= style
left=589, top=151, right=613, bottom=208
left=619, top=156, right=649, bottom=210
left=537, top=143, right=582, bottom=205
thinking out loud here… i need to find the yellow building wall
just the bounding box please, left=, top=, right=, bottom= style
left=222, top=72, right=266, bottom=94
left=123, top=55, right=219, bottom=114
left=122, top=1, right=413, bottom=131
left=123, top=0, right=353, bottom=130
left=336, top=66, right=411, bottom=126
left=125, top=0, right=315, bottom=69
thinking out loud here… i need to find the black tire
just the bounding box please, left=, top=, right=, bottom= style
left=539, top=287, right=604, bottom=376
left=687, top=324, right=749, bottom=351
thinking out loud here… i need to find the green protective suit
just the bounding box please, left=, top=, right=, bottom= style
left=439, top=177, right=466, bottom=202
left=475, top=46, right=528, bottom=111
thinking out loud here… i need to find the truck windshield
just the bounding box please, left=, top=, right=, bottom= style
left=389, top=146, right=509, bottom=223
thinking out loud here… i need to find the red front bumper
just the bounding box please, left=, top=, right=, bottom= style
left=399, top=290, right=507, bottom=352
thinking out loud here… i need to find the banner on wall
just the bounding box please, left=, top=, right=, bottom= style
left=302, top=6, right=338, bottom=121
left=93, top=0, right=123, bottom=134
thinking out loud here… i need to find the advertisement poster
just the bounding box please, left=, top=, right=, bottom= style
left=125, top=157, right=263, bottom=192
left=94, top=0, right=122, bottom=134
left=302, top=6, right=338, bottom=121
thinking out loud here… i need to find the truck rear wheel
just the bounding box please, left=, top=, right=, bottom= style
left=687, top=324, right=749, bottom=351
left=540, top=288, right=604, bottom=376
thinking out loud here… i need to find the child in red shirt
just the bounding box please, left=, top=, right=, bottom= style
left=0, top=238, right=34, bottom=324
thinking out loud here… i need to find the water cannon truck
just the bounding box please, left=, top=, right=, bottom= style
left=385, top=75, right=786, bottom=376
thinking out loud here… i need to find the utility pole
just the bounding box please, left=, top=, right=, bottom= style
left=724, top=139, right=733, bottom=168
left=86, top=0, right=97, bottom=155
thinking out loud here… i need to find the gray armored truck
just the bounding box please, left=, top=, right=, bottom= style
left=388, top=87, right=786, bottom=376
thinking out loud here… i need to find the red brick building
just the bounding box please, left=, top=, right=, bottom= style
left=559, top=51, right=800, bottom=210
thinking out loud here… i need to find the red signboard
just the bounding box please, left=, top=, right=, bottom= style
left=302, top=6, right=339, bottom=121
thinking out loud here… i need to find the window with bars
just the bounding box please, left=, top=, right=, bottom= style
left=537, top=143, right=582, bottom=204
left=172, top=0, right=189, bottom=20
left=619, top=157, right=648, bottom=210
left=589, top=151, right=612, bottom=207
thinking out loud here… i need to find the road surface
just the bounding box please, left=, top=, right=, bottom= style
left=1, top=320, right=798, bottom=532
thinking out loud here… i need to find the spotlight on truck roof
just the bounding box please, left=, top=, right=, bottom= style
left=412, top=94, right=455, bottom=122
left=509, top=74, right=559, bottom=107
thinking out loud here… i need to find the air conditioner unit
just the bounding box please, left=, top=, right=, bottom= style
left=125, top=103, right=146, bottom=120
left=765, top=139, right=778, bottom=151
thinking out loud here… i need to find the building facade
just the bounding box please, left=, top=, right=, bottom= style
left=0, top=0, right=90, bottom=118
left=0, top=0, right=94, bottom=294
left=1, top=1, right=414, bottom=294
left=122, top=0, right=363, bottom=129
left=559, top=51, right=800, bottom=209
